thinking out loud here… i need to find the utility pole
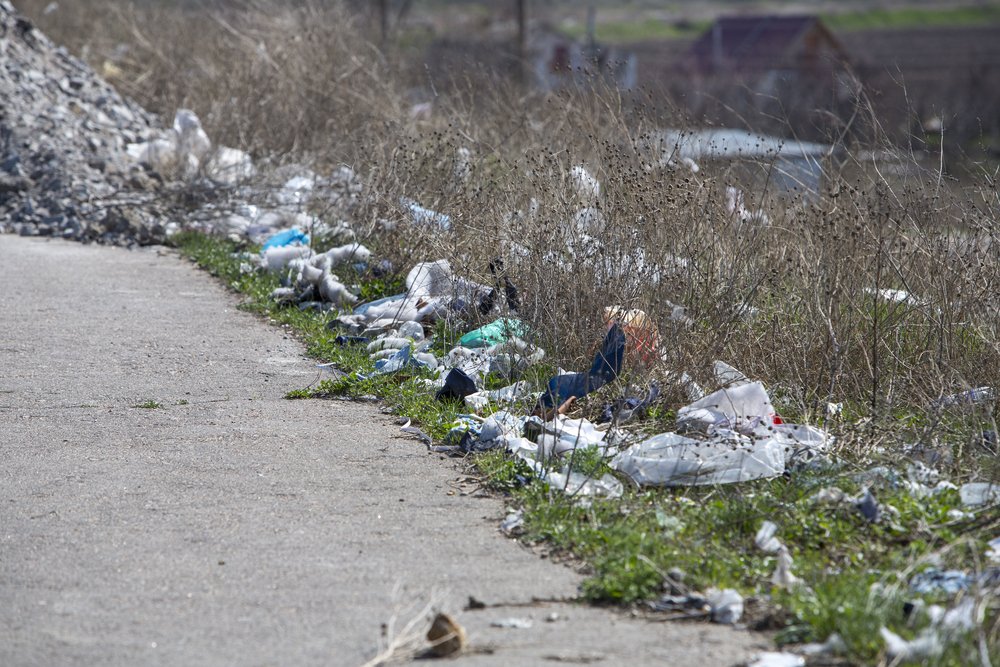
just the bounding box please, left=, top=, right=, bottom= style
left=379, top=0, right=389, bottom=47
left=516, top=0, right=528, bottom=84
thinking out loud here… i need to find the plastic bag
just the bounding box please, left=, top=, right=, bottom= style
left=613, top=431, right=785, bottom=486
left=676, top=381, right=777, bottom=435
left=262, top=227, right=309, bottom=250
left=459, top=318, right=528, bottom=348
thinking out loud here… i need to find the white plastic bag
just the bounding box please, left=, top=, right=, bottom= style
left=613, top=430, right=785, bottom=486
left=676, top=381, right=775, bottom=434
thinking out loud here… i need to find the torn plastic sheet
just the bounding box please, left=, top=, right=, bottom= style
left=932, top=386, right=995, bottom=409
left=880, top=627, right=942, bottom=662
left=613, top=423, right=827, bottom=487
left=987, top=536, right=1000, bottom=563
left=465, top=381, right=532, bottom=412
left=514, top=451, right=623, bottom=499
left=676, top=380, right=779, bottom=435
left=755, top=521, right=800, bottom=588
left=401, top=197, right=451, bottom=231
left=436, top=368, right=478, bottom=402
left=748, top=653, right=804, bottom=667
left=910, top=569, right=971, bottom=595
left=537, top=416, right=612, bottom=459
left=959, top=482, right=1000, bottom=506
left=357, top=343, right=435, bottom=377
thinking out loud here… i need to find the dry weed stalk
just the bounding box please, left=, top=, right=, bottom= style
left=358, top=584, right=452, bottom=667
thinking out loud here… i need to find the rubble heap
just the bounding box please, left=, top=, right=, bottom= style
left=0, top=1, right=168, bottom=245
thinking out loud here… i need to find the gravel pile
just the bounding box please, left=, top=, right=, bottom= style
left=0, top=1, right=171, bottom=245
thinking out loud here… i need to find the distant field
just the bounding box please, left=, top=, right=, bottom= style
left=557, top=3, right=1000, bottom=44
left=825, top=3, right=1000, bottom=30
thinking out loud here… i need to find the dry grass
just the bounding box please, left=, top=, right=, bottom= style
left=18, top=0, right=1000, bottom=478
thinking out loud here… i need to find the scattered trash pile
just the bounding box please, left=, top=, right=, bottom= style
left=253, top=219, right=834, bottom=495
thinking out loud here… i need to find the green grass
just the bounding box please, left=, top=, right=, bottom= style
left=825, top=4, right=1000, bottom=31
left=486, top=462, right=994, bottom=664
left=562, top=18, right=708, bottom=44
left=133, top=400, right=162, bottom=409
left=173, top=230, right=998, bottom=666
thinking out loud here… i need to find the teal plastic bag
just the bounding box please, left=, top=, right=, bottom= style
left=459, top=318, right=528, bottom=348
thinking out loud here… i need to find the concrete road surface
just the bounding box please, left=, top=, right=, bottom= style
left=0, top=236, right=764, bottom=666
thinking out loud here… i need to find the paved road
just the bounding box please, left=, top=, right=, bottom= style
left=0, top=236, right=763, bottom=666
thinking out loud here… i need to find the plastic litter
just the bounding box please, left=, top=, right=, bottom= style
left=367, top=337, right=412, bottom=353
left=959, top=482, right=1000, bottom=506
left=478, top=411, right=523, bottom=446
left=570, top=165, right=600, bottom=204
left=401, top=197, right=451, bottom=231
left=748, top=653, right=804, bottom=667
left=262, top=227, right=309, bottom=250
left=612, top=427, right=816, bottom=487
left=541, top=466, right=623, bottom=499
left=276, top=174, right=314, bottom=207
left=407, top=260, right=452, bottom=298
left=127, top=109, right=230, bottom=181
left=597, top=382, right=659, bottom=425
left=500, top=509, right=524, bottom=536
left=397, top=321, right=424, bottom=341
left=755, top=521, right=799, bottom=588
left=880, top=627, right=942, bottom=662
left=676, top=381, right=778, bottom=435
left=795, top=633, right=847, bottom=657
left=866, top=287, right=923, bottom=306
left=465, top=381, right=532, bottom=413
left=537, top=416, right=610, bottom=459
left=648, top=593, right=710, bottom=618
left=713, top=360, right=749, bottom=387
left=459, top=318, right=529, bottom=348
left=399, top=420, right=432, bottom=446
left=932, top=386, right=995, bottom=409
left=987, top=536, right=1000, bottom=563
left=436, top=368, right=478, bottom=402
left=262, top=245, right=312, bottom=272
left=364, top=344, right=434, bottom=377
left=490, top=617, right=533, bottom=629
left=204, top=146, right=255, bottom=184
left=855, top=488, right=881, bottom=522
left=318, top=274, right=356, bottom=306
left=317, top=242, right=371, bottom=268
left=707, top=588, right=743, bottom=624
left=726, top=186, right=771, bottom=225
left=910, top=569, right=970, bottom=595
